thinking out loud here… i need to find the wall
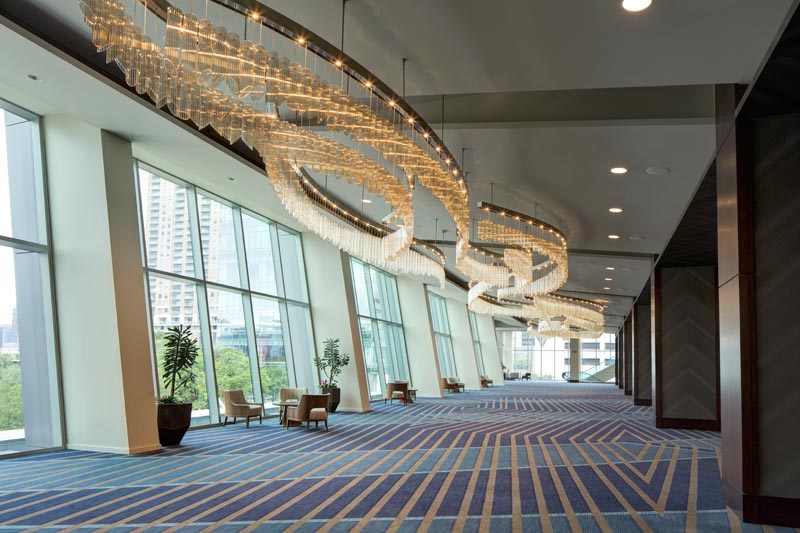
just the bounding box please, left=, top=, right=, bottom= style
left=301, top=234, right=369, bottom=411
left=752, top=114, right=800, bottom=499
left=445, top=297, right=481, bottom=390
left=45, top=115, right=159, bottom=454
left=476, top=314, right=504, bottom=385
left=624, top=316, right=632, bottom=395
left=659, top=266, right=718, bottom=422
left=633, top=303, right=652, bottom=404
left=396, top=276, right=442, bottom=397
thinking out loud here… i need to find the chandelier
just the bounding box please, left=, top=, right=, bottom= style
left=79, top=0, right=469, bottom=282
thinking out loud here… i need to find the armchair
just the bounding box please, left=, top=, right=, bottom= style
left=480, top=375, right=494, bottom=388
left=385, top=382, right=410, bottom=405
left=285, top=394, right=330, bottom=431
left=447, top=377, right=465, bottom=392
left=222, top=389, right=262, bottom=428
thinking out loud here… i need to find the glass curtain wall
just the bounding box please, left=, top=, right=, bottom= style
left=468, top=311, right=486, bottom=376
left=136, top=162, right=316, bottom=425
left=427, top=291, right=457, bottom=379
left=510, top=331, right=616, bottom=380
left=350, top=258, right=410, bottom=401
left=0, top=101, right=62, bottom=454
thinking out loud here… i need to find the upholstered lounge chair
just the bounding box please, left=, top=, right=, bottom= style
left=285, top=394, right=330, bottom=431
left=279, top=387, right=308, bottom=403
left=222, top=389, right=262, bottom=428
left=385, top=382, right=410, bottom=404
left=447, top=377, right=465, bottom=392
left=480, top=375, right=494, bottom=388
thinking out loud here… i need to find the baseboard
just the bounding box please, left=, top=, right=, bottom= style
left=658, top=417, right=720, bottom=431
left=633, top=398, right=652, bottom=406
left=568, top=379, right=579, bottom=383
left=67, top=442, right=160, bottom=455
left=723, top=482, right=800, bottom=528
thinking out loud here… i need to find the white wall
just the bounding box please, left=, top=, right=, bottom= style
left=445, top=297, right=481, bottom=390
left=396, top=276, right=443, bottom=397
left=477, top=314, right=504, bottom=385
left=45, top=115, right=160, bottom=454
left=301, top=234, right=370, bottom=411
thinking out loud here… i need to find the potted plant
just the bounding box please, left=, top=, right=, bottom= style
left=156, top=325, right=199, bottom=446
left=314, top=338, right=351, bottom=413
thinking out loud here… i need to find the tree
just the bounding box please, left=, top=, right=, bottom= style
left=0, top=353, right=23, bottom=431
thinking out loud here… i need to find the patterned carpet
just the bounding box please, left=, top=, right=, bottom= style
left=0, top=381, right=794, bottom=532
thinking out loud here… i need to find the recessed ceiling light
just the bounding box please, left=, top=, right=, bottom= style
left=227, top=177, right=235, bottom=181
left=604, top=277, right=613, bottom=281
left=646, top=166, right=671, bottom=176
left=610, top=167, right=628, bottom=175
left=27, top=74, right=41, bottom=82
left=361, top=198, right=373, bottom=204
left=608, top=234, right=620, bottom=239
left=620, top=266, right=633, bottom=272
left=609, top=207, right=623, bottom=213
left=616, top=288, right=626, bottom=292
left=629, top=234, right=647, bottom=241
left=622, top=0, right=652, bottom=12
left=606, top=267, right=616, bottom=271
left=603, top=287, right=612, bottom=290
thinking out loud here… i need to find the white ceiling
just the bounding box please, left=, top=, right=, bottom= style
left=2, top=0, right=795, bottom=331
left=263, top=0, right=793, bottom=95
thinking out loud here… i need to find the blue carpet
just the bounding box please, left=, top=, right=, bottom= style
left=0, top=382, right=793, bottom=532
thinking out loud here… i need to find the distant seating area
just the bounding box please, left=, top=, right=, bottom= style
left=505, top=371, right=520, bottom=380
left=222, top=389, right=262, bottom=428
left=442, top=377, right=465, bottom=393
left=522, top=372, right=532, bottom=380
left=480, top=375, right=494, bottom=388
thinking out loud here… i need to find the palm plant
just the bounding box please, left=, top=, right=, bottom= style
left=314, top=338, right=351, bottom=388
left=160, top=325, right=199, bottom=403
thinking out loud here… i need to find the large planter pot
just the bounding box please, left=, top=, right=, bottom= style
left=157, top=402, right=192, bottom=446
left=321, top=387, right=341, bottom=413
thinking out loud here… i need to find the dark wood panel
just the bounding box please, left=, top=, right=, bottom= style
left=744, top=494, right=800, bottom=528
left=660, top=417, right=720, bottom=431
left=651, top=266, right=662, bottom=427
left=624, top=316, right=633, bottom=396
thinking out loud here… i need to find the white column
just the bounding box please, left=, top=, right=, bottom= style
left=477, top=314, right=504, bottom=385
left=396, top=276, right=443, bottom=397
left=301, top=234, right=370, bottom=411
left=445, top=297, right=481, bottom=390
left=45, top=115, right=159, bottom=454
left=569, top=338, right=582, bottom=382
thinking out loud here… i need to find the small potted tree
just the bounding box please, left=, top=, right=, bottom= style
left=314, top=338, right=351, bottom=413
left=157, top=325, right=199, bottom=446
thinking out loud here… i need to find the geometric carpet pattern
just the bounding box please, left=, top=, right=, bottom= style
left=0, top=381, right=795, bottom=532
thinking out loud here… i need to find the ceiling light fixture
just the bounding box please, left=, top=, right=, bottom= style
left=609, top=207, right=622, bottom=213
left=622, top=0, right=652, bottom=12
left=604, top=287, right=612, bottom=290
left=646, top=166, right=671, bottom=176
left=610, top=167, right=628, bottom=175
left=361, top=198, right=372, bottom=204
left=604, top=278, right=613, bottom=281
left=606, top=267, right=616, bottom=271
left=608, top=234, right=620, bottom=239
left=27, top=74, right=41, bottom=81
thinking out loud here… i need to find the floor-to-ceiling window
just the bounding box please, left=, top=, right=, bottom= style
left=580, top=333, right=617, bottom=375
left=427, top=291, right=458, bottom=379
left=350, top=258, right=410, bottom=401
left=136, top=162, right=316, bottom=425
left=511, top=331, right=570, bottom=380
left=468, top=311, right=486, bottom=375
left=0, top=101, right=62, bottom=454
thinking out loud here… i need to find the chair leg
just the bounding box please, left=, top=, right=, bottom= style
left=245, top=417, right=250, bottom=429
left=259, top=415, right=262, bottom=425
left=223, top=416, right=227, bottom=426
left=325, top=420, right=328, bottom=431
left=315, top=421, right=319, bottom=428
left=306, top=421, right=310, bottom=431
left=232, top=417, right=237, bottom=425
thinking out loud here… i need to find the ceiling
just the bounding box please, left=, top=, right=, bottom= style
left=2, top=0, right=796, bottom=331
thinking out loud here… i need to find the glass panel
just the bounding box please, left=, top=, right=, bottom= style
left=252, top=296, right=289, bottom=411
left=208, top=288, right=254, bottom=407
left=359, top=318, right=383, bottom=399
left=148, top=275, right=210, bottom=423
left=278, top=227, right=308, bottom=302
left=0, top=245, right=60, bottom=451
left=0, top=109, right=44, bottom=244
left=198, top=194, right=241, bottom=287
left=138, top=168, right=195, bottom=277
left=286, top=302, right=316, bottom=390
left=242, top=213, right=279, bottom=296
left=369, top=268, right=388, bottom=321
left=351, top=259, right=371, bottom=317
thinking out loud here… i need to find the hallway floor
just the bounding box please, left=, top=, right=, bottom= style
left=0, top=382, right=793, bottom=532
